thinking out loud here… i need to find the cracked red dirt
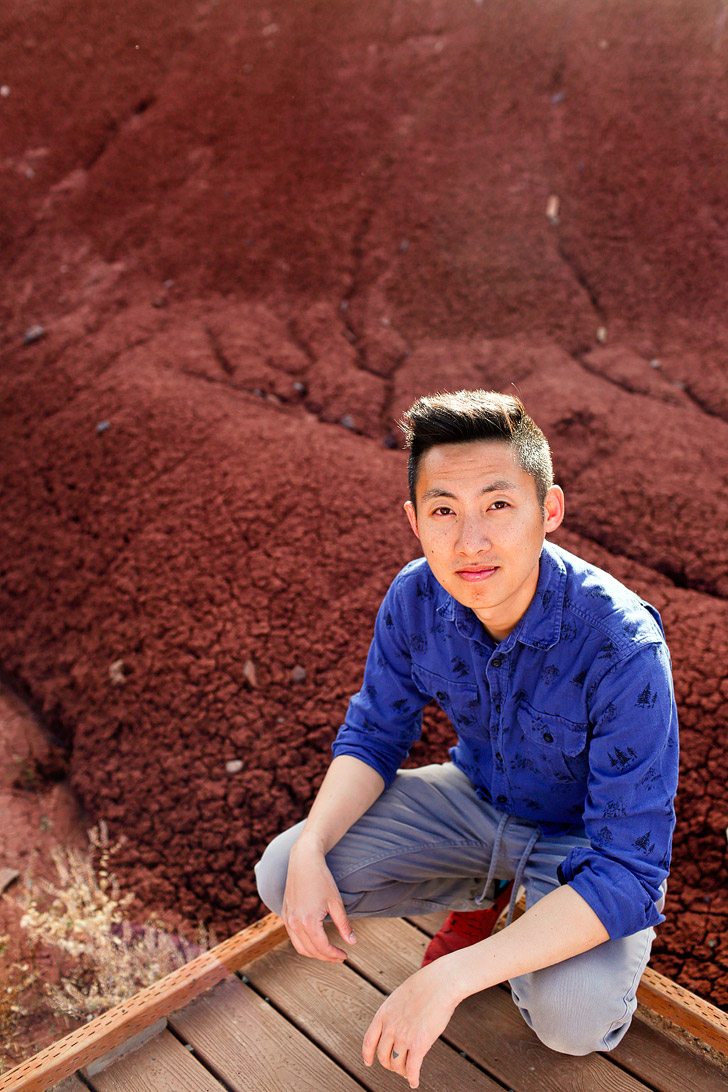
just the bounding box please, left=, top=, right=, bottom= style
left=1, top=0, right=728, bottom=1046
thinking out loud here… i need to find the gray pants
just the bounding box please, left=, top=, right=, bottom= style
left=255, top=763, right=662, bottom=1055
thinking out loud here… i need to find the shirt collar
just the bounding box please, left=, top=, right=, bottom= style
left=435, top=540, right=566, bottom=650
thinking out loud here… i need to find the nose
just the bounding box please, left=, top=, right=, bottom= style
left=455, top=511, right=491, bottom=556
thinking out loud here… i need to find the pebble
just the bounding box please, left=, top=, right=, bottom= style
left=293, top=381, right=307, bottom=394
left=595, top=326, right=608, bottom=344
left=225, top=759, right=243, bottom=775
left=340, top=414, right=356, bottom=430
left=546, top=195, right=560, bottom=225
left=96, top=420, right=111, bottom=434
left=0, top=86, right=10, bottom=98
left=23, top=324, right=46, bottom=345
left=109, top=659, right=127, bottom=686
left=290, top=664, right=307, bottom=683
left=243, top=659, right=257, bottom=688
left=650, top=359, right=661, bottom=368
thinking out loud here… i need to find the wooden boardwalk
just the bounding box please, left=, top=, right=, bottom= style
left=4, top=913, right=728, bottom=1092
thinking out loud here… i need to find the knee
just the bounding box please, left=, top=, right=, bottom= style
left=254, top=826, right=301, bottom=916
left=510, top=967, right=633, bottom=1056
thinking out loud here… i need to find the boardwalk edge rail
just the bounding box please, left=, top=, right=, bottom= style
left=1, top=913, right=727, bottom=1092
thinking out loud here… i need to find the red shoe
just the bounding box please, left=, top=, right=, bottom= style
left=421, top=881, right=514, bottom=967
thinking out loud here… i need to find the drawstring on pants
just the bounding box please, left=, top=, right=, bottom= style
left=505, top=827, right=541, bottom=926
left=474, top=813, right=509, bottom=906
left=474, top=816, right=542, bottom=928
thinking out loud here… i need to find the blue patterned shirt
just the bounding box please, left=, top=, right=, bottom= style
left=332, top=541, right=679, bottom=940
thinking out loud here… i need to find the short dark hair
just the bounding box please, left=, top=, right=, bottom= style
left=399, top=389, right=553, bottom=509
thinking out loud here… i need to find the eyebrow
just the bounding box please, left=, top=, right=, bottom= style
left=421, top=479, right=517, bottom=502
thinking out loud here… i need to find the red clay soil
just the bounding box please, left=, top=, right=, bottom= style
left=1, top=0, right=728, bottom=1013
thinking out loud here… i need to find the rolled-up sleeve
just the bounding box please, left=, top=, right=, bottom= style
left=559, top=640, right=679, bottom=939
left=332, top=575, right=427, bottom=786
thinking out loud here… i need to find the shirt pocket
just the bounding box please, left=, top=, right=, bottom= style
left=410, top=664, right=481, bottom=733
left=516, top=702, right=589, bottom=785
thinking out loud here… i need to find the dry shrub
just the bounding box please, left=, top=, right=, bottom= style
left=15, top=822, right=214, bottom=1022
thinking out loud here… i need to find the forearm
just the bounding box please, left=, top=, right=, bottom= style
left=442, top=884, right=609, bottom=1004
left=295, top=754, right=385, bottom=855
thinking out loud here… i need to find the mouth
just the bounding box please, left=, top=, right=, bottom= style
left=455, top=565, right=498, bottom=583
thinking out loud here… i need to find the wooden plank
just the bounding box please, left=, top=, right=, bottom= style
left=84, top=1020, right=166, bottom=1077
left=637, top=966, right=728, bottom=1059
left=246, top=936, right=499, bottom=1092
left=168, top=971, right=365, bottom=1092
left=406, top=912, right=446, bottom=935
left=345, top=917, right=652, bottom=1092
left=0, top=913, right=287, bottom=1092
left=86, top=1029, right=225, bottom=1092
left=49, top=1078, right=88, bottom=1092
left=610, top=1015, right=728, bottom=1092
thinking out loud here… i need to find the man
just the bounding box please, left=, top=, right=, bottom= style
left=255, top=390, right=678, bottom=1090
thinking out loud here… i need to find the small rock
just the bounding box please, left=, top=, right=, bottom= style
left=340, top=414, right=356, bottom=430
left=0, top=86, right=10, bottom=98
left=0, top=868, right=20, bottom=896
left=649, top=359, right=661, bottom=369
left=595, top=326, right=608, bottom=344
left=340, top=300, right=349, bottom=313
left=243, top=659, right=257, bottom=688
left=550, top=90, right=566, bottom=105
left=109, top=659, right=127, bottom=686
left=225, top=759, right=244, bottom=775
left=23, top=324, right=45, bottom=345
left=290, top=664, right=307, bottom=683
left=292, top=381, right=307, bottom=395
left=398, top=239, right=410, bottom=253
left=545, top=195, right=560, bottom=225
left=96, top=420, right=111, bottom=434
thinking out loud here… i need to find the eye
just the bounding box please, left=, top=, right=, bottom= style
left=489, top=500, right=510, bottom=510
left=432, top=505, right=454, bottom=517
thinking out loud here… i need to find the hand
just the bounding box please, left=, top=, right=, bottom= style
left=362, top=961, right=460, bottom=1089
left=281, top=833, right=357, bottom=963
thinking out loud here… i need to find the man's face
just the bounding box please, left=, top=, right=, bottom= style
left=404, top=440, right=564, bottom=643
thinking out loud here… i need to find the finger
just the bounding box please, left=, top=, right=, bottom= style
left=328, top=896, right=356, bottom=947
left=405, top=1047, right=422, bottom=1089
left=362, top=1013, right=382, bottom=1067
left=375, top=1030, right=399, bottom=1071
left=389, top=1046, right=408, bottom=1079
left=286, top=918, right=346, bottom=962
left=306, top=916, right=349, bottom=960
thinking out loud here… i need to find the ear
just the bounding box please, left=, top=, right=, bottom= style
left=543, top=485, right=565, bottom=535
left=404, top=500, right=420, bottom=540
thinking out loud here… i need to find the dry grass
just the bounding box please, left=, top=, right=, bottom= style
left=0, top=823, right=213, bottom=1073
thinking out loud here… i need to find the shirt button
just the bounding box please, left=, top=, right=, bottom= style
left=496, top=794, right=507, bottom=805
left=495, top=703, right=501, bottom=714
left=543, top=732, right=554, bottom=743
left=491, top=657, right=503, bottom=668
